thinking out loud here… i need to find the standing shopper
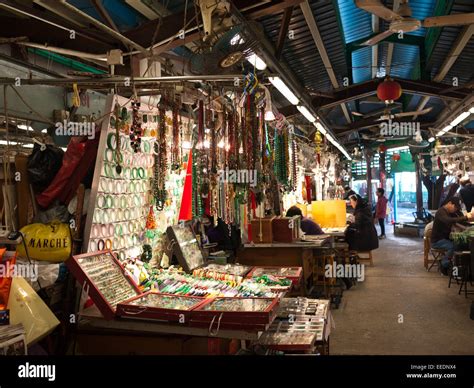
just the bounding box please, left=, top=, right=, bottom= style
left=375, top=188, right=388, bottom=239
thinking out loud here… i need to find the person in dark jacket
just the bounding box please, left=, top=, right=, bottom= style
left=431, top=197, right=473, bottom=275
left=286, top=206, right=324, bottom=235
left=345, top=194, right=379, bottom=252
left=459, top=177, right=474, bottom=212
left=343, top=186, right=356, bottom=200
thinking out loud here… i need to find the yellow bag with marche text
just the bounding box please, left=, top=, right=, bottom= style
left=16, top=221, right=72, bottom=262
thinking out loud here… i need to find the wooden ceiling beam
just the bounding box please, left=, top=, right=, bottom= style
left=0, top=17, right=116, bottom=54
left=275, top=6, right=294, bottom=60
left=90, top=0, right=120, bottom=33
left=246, top=0, right=304, bottom=20
left=0, top=0, right=117, bottom=48
left=124, top=0, right=305, bottom=49
left=308, top=78, right=471, bottom=111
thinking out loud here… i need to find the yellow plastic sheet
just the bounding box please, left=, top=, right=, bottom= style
left=311, top=200, right=347, bottom=228
left=8, top=277, right=60, bottom=345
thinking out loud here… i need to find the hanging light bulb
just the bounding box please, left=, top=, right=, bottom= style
left=414, top=130, right=423, bottom=143
left=263, top=86, right=276, bottom=121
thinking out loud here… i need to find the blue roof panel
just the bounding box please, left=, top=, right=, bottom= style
left=67, top=0, right=146, bottom=32
left=406, top=0, right=437, bottom=36
left=390, top=44, right=420, bottom=79
left=352, top=46, right=372, bottom=83
left=337, top=0, right=372, bottom=44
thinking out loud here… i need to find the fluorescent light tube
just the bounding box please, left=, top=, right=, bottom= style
left=246, top=53, right=267, bottom=70
left=297, top=106, right=316, bottom=123
left=232, top=34, right=267, bottom=70
left=442, top=125, right=453, bottom=132
left=17, top=125, right=33, bottom=131
left=269, top=77, right=299, bottom=105
left=436, top=125, right=452, bottom=137
left=450, top=111, right=470, bottom=127
left=314, top=121, right=327, bottom=135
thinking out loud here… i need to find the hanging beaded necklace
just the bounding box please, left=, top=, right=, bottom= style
left=290, top=130, right=297, bottom=191
left=274, top=128, right=289, bottom=187
left=153, top=101, right=168, bottom=210
left=171, top=102, right=181, bottom=171
left=130, top=99, right=142, bottom=153
left=209, top=108, right=217, bottom=174
left=114, top=102, right=123, bottom=175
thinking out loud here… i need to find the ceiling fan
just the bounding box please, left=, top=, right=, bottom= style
left=376, top=106, right=432, bottom=121
left=361, top=132, right=410, bottom=142
left=355, top=0, right=474, bottom=46
left=408, top=134, right=430, bottom=151
left=353, top=106, right=432, bottom=120
left=352, top=102, right=402, bottom=117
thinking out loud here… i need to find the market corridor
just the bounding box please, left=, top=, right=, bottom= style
left=331, top=229, right=474, bottom=355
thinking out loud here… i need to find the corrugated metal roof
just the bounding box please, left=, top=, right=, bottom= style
left=336, top=0, right=372, bottom=44
left=427, top=1, right=474, bottom=86
left=390, top=44, right=420, bottom=79
left=251, top=0, right=471, bottom=127
left=383, top=0, right=437, bottom=37
left=340, top=0, right=441, bottom=83
left=67, top=0, right=146, bottom=32
left=352, top=46, right=372, bottom=83
left=260, top=1, right=347, bottom=93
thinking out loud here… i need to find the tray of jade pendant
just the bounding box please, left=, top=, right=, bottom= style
left=190, top=297, right=279, bottom=325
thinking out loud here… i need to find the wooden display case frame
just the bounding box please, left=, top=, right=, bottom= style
left=67, top=250, right=141, bottom=320
left=116, top=292, right=207, bottom=323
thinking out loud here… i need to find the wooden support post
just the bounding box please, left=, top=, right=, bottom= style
left=14, top=154, right=31, bottom=229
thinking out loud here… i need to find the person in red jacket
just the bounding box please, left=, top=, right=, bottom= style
left=375, top=188, right=388, bottom=239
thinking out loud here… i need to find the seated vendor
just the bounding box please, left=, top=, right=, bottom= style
left=343, top=186, right=356, bottom=200
left=286, top=206, right=323, bottom=235
left=431, top=197, right=473, bottom=275
left=345, top=194, right=379, bottom=252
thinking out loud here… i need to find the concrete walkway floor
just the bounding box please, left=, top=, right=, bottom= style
left=331, top=229, right=474, bottom=355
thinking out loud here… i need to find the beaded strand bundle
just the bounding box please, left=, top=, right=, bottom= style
left=130, top=99, right=142, bottom=153
left=171, top=102, right=181, bottom=170
left=153, top=102, right=168, bottom=210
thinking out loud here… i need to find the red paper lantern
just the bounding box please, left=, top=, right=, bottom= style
left=377, top=79, right=402, bottom=103
left=379, top=145, right=387, bottom=153
left=392, top=153, right=401, bottom=161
